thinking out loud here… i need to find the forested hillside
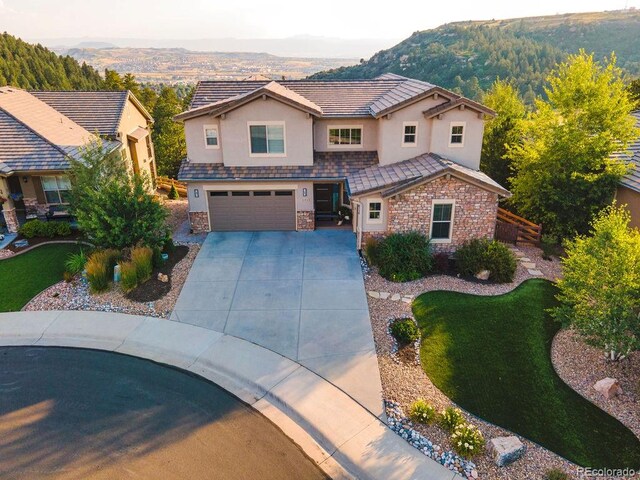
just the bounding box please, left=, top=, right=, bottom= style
left=310, top=10, right=640, bottom=100
left=0, top=32, right=104, bottom=90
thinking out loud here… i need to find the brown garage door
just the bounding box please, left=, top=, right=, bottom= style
left=208, top=190, right=296, bottom=231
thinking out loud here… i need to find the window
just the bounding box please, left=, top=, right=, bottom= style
left=328, top=126, right=362, bottom=147
left=402, top=122, right=418, bottom=146
left=368, top=200, right=382, bottom=222
left=449, top=122, right=465, bottom=146
left=145, top=135, right=153, bottom=157
left=431, top=201, right=454, bottom=242
left=204, top=125, right=219, bottom=149
left=249, top=123, right=285, bottom=155
left=41, top=175, right=71, bottom=204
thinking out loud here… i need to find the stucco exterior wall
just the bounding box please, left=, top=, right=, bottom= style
left=429, top=108, right=485, bottom=170
left=184, top=116, right=224, bottom=164
left=217, top=97, right=313, bottom=167
left=354, top=194, right=388, bottom=233
left=313, top=118, right=378, bottom=152
left=617, top=185, right=640, bottom=229
left=118, top=98, right=155, bottom=181
left=376, top=96, right=445, bottom=165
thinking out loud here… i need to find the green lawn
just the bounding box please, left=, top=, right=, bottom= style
left=0, top=244, right=82, bottom=312
left=414, top=279, right=640, bottom=468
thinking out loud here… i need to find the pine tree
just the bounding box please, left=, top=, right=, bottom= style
left=151, top=87, right=186, bottom=178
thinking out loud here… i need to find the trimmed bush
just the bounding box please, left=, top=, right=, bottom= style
left=168, top=184, right=180, bottom=200
left=163, top=235, right=176, bottom=254
left=432, top=252, right=450, bottom=273
left=370, top=232, right=433, bottom=282
left=120, top=261, right=138, bottom=292
left=438, top=406, right=466, bottom=433
left=131, top=246, right=153, bottom=283
left=390, top=318, right=420, bottom=345
left=18, top=220, right=72, bottom=238
left=450, top=423, right=485, bottom=458
left=85, top=249, right=120, bottom=293
left=456, top=238, right=517, bottom=283
left=152, top=246, right=164, bottom=269
left=409, top=399, right=436, bottom=424
left=545, top=469, right=569, bottom=480
left=65, top=250, right=87, bottom=275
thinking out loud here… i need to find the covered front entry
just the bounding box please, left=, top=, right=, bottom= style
left=207, top=190, right=296, bottom=231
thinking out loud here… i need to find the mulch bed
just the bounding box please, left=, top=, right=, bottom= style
left=6, top=230, right=85, bottom=253
left=125, top=245, right=189, bottom=302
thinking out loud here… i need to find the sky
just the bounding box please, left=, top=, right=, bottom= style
left=1, top=0, right=639, bottom=41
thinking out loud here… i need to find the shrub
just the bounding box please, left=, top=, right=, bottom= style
left=65, top=250, right=88, bottom=275
left=85, top=249, right=120, bottom=293
left=409, top=399, right=436, bottom=424
left=131, top=246, right=153, bottom=283
left=545, top=469, right=569, bottom=480
left=456, top=238, right=516, bottom=283
left=168, top=184, right=180, bottom=200
left=364, top=236, right=379, bottom=263
left=18, top=220, right=72, bottom=238
left=540, top=234, right=558, bottom=260
left=433, top=252, right=450, bottom=273
left=120, top=261, right=138, bottom=292
left=163, top=235, right=176, bottom=254
left=450, top=423, right=485, bottom=458
left=371, top=232, right=433, bottom=282
left=152, top=246, right=164, bottom=269
left=438, top=406, right=466, bottom=433
left=390, top=318, right=420, bottom=345
left=62, top=271, right=74, bottom=283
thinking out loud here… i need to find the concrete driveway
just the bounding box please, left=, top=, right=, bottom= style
left=172, top=230, right=383, bottom=417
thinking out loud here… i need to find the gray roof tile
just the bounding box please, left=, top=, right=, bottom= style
left=178, top=151, right=379, bottom=182
left=613, top=111, right=640, bottom=193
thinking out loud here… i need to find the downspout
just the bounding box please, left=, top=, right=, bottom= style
left=352, top=200, right=363, bottom=250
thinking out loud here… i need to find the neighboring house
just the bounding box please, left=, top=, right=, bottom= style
left=175, top=73, right=510, bottom=251
left=613, top=110, right=640, bottom=229
left=0, top=87, right=155, bottom=233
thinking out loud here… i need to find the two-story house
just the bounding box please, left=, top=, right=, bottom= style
left=175, top=73, right=510, bottom=251
left=0, top=87, right=155, bottom=233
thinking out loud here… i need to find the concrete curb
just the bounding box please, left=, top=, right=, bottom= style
left=0, top=311, right=461, bottom=480
left=0, top=239, right=93, bottom=260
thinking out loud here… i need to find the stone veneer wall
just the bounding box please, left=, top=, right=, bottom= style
left=296, top=210, right=315, bottom=231
left=387, top=176, right=499, bottom=252
left=189, top=211, right=209, bottom=233
left=2, top=207, right=19, bottom=233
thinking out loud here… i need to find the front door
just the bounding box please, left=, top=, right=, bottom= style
left=314, top=183, right=339, bottom=219
left=7, top=176, right=25, bottom=212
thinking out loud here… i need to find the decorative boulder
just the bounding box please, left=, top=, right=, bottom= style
left=475, top=270, right=491, bottom=281
left=489, top=436, right=525, bottom=467
left=157, top=273, right=169, bottom=283
left=593, top=378, right=622, bottom=399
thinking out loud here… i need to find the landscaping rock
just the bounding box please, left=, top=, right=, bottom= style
left=527, top=269, right=544, bottom=276
left=157, top=273, right=169, bottom=283
left=518, top=257, right=531, bottom=262
left=379, top=292, right=390, bottom=299
left=490, top=436, right=525, bottom=467
left=391, top=293, right=401, bottom=301
left=475, top=270, right=491, bottom=281
left=593, top=377, right=622, bottom=399
left=521, top=262, right=536, bottom=269
left=368, top=291, right=380, bottom=298
left=401, top=297, right=412, bottom=304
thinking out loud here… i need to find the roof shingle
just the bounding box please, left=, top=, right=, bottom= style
left=613, top=111, right=640, bottom=193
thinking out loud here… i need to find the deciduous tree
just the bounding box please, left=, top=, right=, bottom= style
left=151, top=87, right=186, bottom=178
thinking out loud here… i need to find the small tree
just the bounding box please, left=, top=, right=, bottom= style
left=68, top=139, right=169, bottom=250
left=508, top=51, right=638, bottom=238
left=552, top=205, right=640, bottom=360
left=480, top=79, right=526, bottom=189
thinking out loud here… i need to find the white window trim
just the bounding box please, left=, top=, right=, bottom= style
left=203, top=124, right=220, bottom=150
left=247, top=121, right=286, bottom=157
left=448, top=121, right=466, bottom=148
left=327, top=125, right=363, bottom=149
left=402, top=121, right=419, bottom=147
left=41, top=175, right=71, bottom=205
left=430, top=199, right=455, bottom=244
left=366, top=198, right=383, bottom=225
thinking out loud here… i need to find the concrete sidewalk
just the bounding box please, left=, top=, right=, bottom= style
left=0, top=310, right=461, bottom=480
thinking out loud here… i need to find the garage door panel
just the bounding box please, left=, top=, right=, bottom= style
left=208, top=191, right=296, bottom=231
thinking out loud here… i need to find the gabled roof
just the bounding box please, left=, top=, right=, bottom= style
left=347, top=153, right=510, bottom=198
left=31, top=90, right=153, bottom=137
left=175, top=81, right=322, bottom=121
left=178, top=151, right=378, bottom=182
left=0, top=87, right=120, bottom=174
left=612, top=110, right=640, bottom=193
left=422, top=96, right=495, bottom=119
left=182, top=74, right=494, bottom=120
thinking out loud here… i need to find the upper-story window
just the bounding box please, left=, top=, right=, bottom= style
left=449, top=122, right=465, bottom=147
left=41, top=175, right=71, bottom=205
left=402, top=122, right=418, bottom=146
left=204, top=125, right=219, bottom=149
left=249, top=122, right=285, bottom=156
left=328, top=126, right=362, bottom=147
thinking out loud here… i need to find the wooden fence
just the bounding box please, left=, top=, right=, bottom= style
left=495, top=207, right=542, bottom=246
left=156, top=176, right=187, bottom=198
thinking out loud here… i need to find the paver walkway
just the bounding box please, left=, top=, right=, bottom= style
left=171, top=230, right=383, bottom=417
